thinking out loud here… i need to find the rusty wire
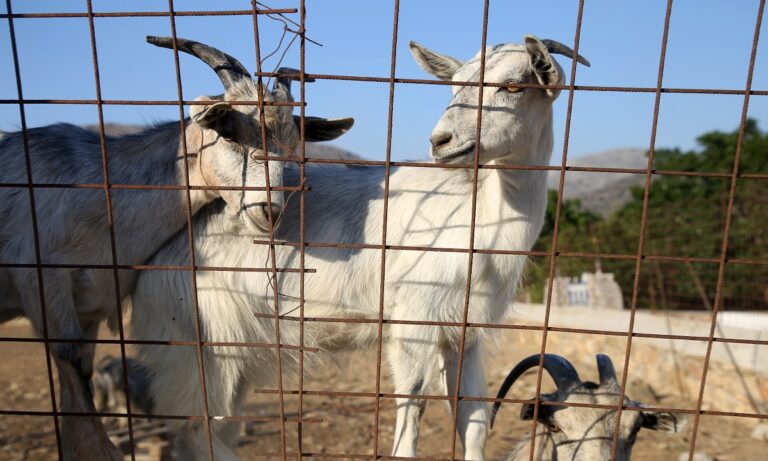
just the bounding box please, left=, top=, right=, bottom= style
left=249, top=0, right=289, bottom=458
left=84, top=0, right=138, bottom=457
left=608, top=0, right=675, bottom=457
left=164, top=0, right=216, bottom=455
left=3, top=0, right=63, bottom=458
left=0, top=8, right=297, bottom=19
left=296, top=1, right=309, bottom=459
left=1, top=1, right=767, bottom=461
left=531, top=0, right=587, bottom=456
left=448, top=0, right=491, bottom=458
left=370, top=0, right=401, bottom=458
left=686, top=0, right=767, bottom=458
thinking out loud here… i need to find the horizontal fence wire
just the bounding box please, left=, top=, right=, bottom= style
left=3, top=317, right=768, bottom=347
left=0, top=99, right=304, bottom=105
left=0, top=9, right=297, bottom=19
left=0, top=1, right=766, bottom=461
left=3, top=394, right=759, bottom=421
left=3, top=393, right=766, bottom=423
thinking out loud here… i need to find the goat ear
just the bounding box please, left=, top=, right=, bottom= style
left=520, top=396, right=553, bottom=421
left=520, top=402, right=536, bottom=421
left=190, top=96, right=234, bottom=130
left=640, top=411, right=688, bottom=433
left=296, top=116, right=354, bottom=142
left=409, top=41, right=464, bottom=81
left=524, top=35, right=562, bottom=98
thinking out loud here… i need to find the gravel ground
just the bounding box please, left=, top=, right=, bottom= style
left=0, top=320, right=765, bottom=460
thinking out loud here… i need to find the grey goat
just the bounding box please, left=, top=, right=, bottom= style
left=0, top=36, right=352, bottom=460
left=491, top=354, right=687, bottom=460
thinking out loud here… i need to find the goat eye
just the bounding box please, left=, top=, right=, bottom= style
left=548, top=423, right=561, bottom=433
left=501, top=81, right=524, bottom=93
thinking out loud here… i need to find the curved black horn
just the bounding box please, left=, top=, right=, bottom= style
left=146, top=36, right=250, bottom=89
left=490, top=354, right=581, bottom=428
left=540, top=39, right=591, bottom=67
left=596, top=354, right=619, bottom=389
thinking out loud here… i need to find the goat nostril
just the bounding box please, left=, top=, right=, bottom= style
left=430, top=131, right=453, bottom=149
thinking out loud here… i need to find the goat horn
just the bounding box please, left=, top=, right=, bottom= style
left=490, top=353, right=581, bottom=428
left=540, top=39, right=591, bottom=67
left=596, top=354, right=619, bottom=389
left=146, top=36, right=250, bottom=90
left=270, top=67, right=316, bottom=101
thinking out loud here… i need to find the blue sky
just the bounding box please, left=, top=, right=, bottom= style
left=1, top=0, right=766, bottom=163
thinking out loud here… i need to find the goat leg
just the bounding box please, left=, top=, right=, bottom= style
left=18, top=272, right=122, bottom=461
left=388, top=324, right=438, bottom=458
left=55, top=347, right=123, bottom=461
left=439, top=345, right=488, bottom=461
left=58, top=321, right=122, bottom=460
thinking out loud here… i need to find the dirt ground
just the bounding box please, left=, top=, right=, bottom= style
left=0, top=319, right=766, bottom=461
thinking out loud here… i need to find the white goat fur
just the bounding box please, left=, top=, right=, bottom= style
left=0, top=36, right=348, bottom=461
left=131, top=36, right=579, bottom=460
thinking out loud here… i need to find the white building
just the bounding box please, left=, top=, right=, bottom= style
left=545, top=266, right=624, bottom=309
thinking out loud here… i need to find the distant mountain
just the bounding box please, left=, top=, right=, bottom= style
left=547, top=148, right=649, bottom=216
left=85, top=123, right=143, bottom=136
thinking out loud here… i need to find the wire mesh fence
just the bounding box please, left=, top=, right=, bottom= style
left=0, top=1, right=766, bottom=460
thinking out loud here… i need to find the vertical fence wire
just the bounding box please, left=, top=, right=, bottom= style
left=3, top=0, right=64, bottom=457
left=372, top=0, right=401, bottom=458
left=609, top=0, right=675, bottom=458
left=687, top=0, right=766, bottom=458
left=165, top=0, right=216, bottom=458
left=249, top=2, right=288, bottom=459
left=296, top=1, right=308, bottom=459
left=529, top=0, right=587, bottom=457
left=448, top=0, right=491, bottom=459
left=83, top=0, right=138, bottom=458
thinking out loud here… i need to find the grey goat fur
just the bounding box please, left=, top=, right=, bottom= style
left=0, top=36, right=351, bottom=460
left=492, top=354, right=688, bottom=460
left=128, top=35, right=589, bottom=460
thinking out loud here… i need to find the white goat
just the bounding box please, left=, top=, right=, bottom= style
left=492, top=354, right=687, bottom=461
left=0, top=36, right=351, bottom=460
left=130, top=35, right=589, bottom=460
